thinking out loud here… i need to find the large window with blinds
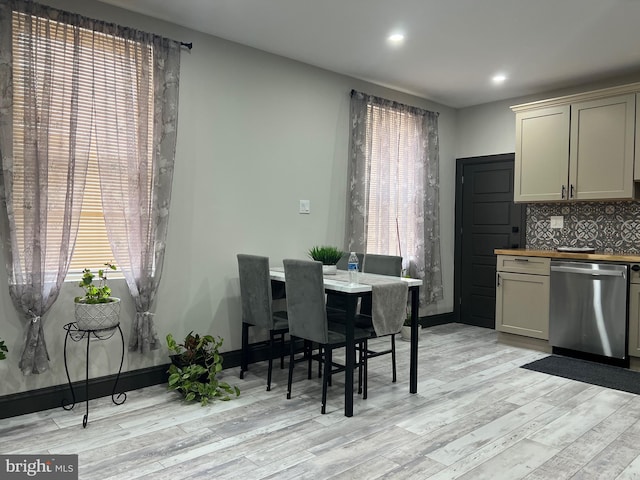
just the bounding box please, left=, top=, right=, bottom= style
left=11, top=10, right=153, bottom=276
left=365, top=104, right=421, bottom=259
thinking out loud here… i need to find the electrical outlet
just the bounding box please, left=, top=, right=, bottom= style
left=299, top=200, right=310, bottom=214
left=550, top=216, right=564, bottom=229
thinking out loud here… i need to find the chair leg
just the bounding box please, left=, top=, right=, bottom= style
left=240, top=322, right=249, bottom=379
left=363, top=339, right=368, bottom=400
left=357, top=344, right=363, bottom=395
left=318, top=345, right=323, bottom=378
left=327, top=348, right=333, bottom=386
left=267, top=331, right=274, bottom=391
left=287, top=336, right=295, bottom=400
left=308, top=341, right=313, bottom=380
left=280, top=333, right=285, bottom=369
left=322, top=346, right=331, bottom=414
left=391, top=334, right=397, bottom=383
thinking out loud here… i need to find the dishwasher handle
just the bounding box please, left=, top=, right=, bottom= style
left=551, top=264, right=626, bottom=278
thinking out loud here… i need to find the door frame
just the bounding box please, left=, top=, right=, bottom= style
left=453, top=152, right=525, bottom=324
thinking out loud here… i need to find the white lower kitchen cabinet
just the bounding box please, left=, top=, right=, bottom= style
left=495, top=270, right=550, bottom=340
left=628, top=283, right=640, bottom=357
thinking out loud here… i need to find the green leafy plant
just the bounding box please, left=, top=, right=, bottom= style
left=74, top=263, right=117, bottom=304
left=0, top=337, right=7, bottom=360
left=404, top=304, right=413, bottom=327
left=308, top=245, right=344, bottom=265
left=167, top=332, right=240, bottom=406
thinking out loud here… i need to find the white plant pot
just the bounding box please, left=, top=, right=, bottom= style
left=400, top=324, right=421, bottom=342
left=75, top=297, right=121, bottom=331
left=322, top=265, right=337, bottom=275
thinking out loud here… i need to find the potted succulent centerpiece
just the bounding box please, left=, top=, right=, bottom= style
left=74, top=263, right=120, bottom=331
left=308, top=245, right=344, bottom=275
left=167, top=331, right=240, bottom=405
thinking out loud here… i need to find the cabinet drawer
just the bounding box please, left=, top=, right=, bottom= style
left=497, top=255, right=550, bottom=275
left=631, top=265, right=640, bottom=285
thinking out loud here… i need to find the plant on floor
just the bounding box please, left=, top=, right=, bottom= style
left=166, top=331, right=240, bottom=405
left=0, top=337, right=7, bottom=360
left=307, top=245, right=343, bottom=265
left=401, top=306, right=418, bottom=341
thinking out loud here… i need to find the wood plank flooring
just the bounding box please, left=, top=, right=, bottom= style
left=2, top=323, right=640, bottom=479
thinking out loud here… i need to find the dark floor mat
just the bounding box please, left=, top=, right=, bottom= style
left=521, top=355, right=640, bottom=395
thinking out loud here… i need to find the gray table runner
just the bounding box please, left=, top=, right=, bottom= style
left=331, top=271, right=408, bottom=336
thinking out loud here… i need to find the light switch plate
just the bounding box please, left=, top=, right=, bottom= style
left=550, top=215, right=563, bottom=229
left=299, top=199, right=310, bottom=214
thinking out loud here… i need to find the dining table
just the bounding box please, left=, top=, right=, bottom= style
left=269, top=267, right=422, bottom=417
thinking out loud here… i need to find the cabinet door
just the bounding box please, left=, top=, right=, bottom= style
left=636, top=94, right=640, bottom=182
left=514, top=106, right=570, bottom=202
left=570, top=94, right=635, bottom=200
left=495, top=271, right=549, bottom=339
left=628, top=284, right=640, bottom=357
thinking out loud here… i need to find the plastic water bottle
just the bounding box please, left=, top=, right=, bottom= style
left=348, top=252, right=359, bottom=284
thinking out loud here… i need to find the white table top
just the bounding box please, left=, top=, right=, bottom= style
left=269, top=267, right=422, bottom=293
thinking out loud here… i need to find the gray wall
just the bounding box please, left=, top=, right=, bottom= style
left=6, top=1, right=639, bottom=400
left=456, top=72, right=640, bottom=159
left=0, top=0, right=457, bottom=396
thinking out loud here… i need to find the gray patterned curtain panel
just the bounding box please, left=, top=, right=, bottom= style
left=346, top=91, right=443, bottom=306
left=0, top=0, right=181, bottom=373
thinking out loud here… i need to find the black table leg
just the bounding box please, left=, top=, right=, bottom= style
left=409, top=286, right=420, bottom=394
left=344, top=294, right=357, bottom=417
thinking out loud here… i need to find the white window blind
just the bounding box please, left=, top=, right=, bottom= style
left=365, top=104, right=421, bottom=258
left=12, top=10, right=153, bottom=275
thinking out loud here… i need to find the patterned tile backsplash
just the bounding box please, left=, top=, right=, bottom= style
left=526, top=201, right=640, bottom=254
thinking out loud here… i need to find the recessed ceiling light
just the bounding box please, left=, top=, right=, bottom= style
left=387, top=33, right=405, bottom=45
left=492, top=73, right=507, bottom=84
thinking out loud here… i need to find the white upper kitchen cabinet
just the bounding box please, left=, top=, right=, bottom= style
left=636, top=94, right=640, bottom=182
left=512, top=84, right=639, bottom=203
left=514, top=105, right=570, bottom=202
left=569, top=94, right=635, bottom=201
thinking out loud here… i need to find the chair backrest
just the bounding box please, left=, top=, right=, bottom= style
left=363, top=254, right=402, bottom=276
left=237, top=254, right=274, bottom=329
left=336, top=251, right=364, bottom=271
left=283, top=259, right=328, bottom=344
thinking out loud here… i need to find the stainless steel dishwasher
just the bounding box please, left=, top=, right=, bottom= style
left=549, top=261, right=628, bottom=360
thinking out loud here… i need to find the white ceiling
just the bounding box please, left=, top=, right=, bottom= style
left=96, top=0, right=640, bottom=108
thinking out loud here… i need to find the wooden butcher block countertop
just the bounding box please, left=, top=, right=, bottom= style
left=494, top=248, right=640, bottom=263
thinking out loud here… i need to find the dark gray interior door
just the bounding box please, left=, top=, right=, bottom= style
left=455, top=154, right=524, bottom=328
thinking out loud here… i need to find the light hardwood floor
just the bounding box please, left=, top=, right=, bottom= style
left=3, top=323, right=640, bottom=479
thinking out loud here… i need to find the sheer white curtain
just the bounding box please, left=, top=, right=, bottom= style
left=0, top=1, right=93, bottom=374
left=346, top=91, right=443, bottom=305
left=92, top=27, right=181, bottom=354
left=0, top=1, right=182, bottom=376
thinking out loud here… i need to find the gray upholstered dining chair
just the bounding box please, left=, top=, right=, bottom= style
left=283, top=259, right=369, bottom=414
left=359, top=253, right=403, bottom=384
left=237, top=254, right=289, bottom=391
